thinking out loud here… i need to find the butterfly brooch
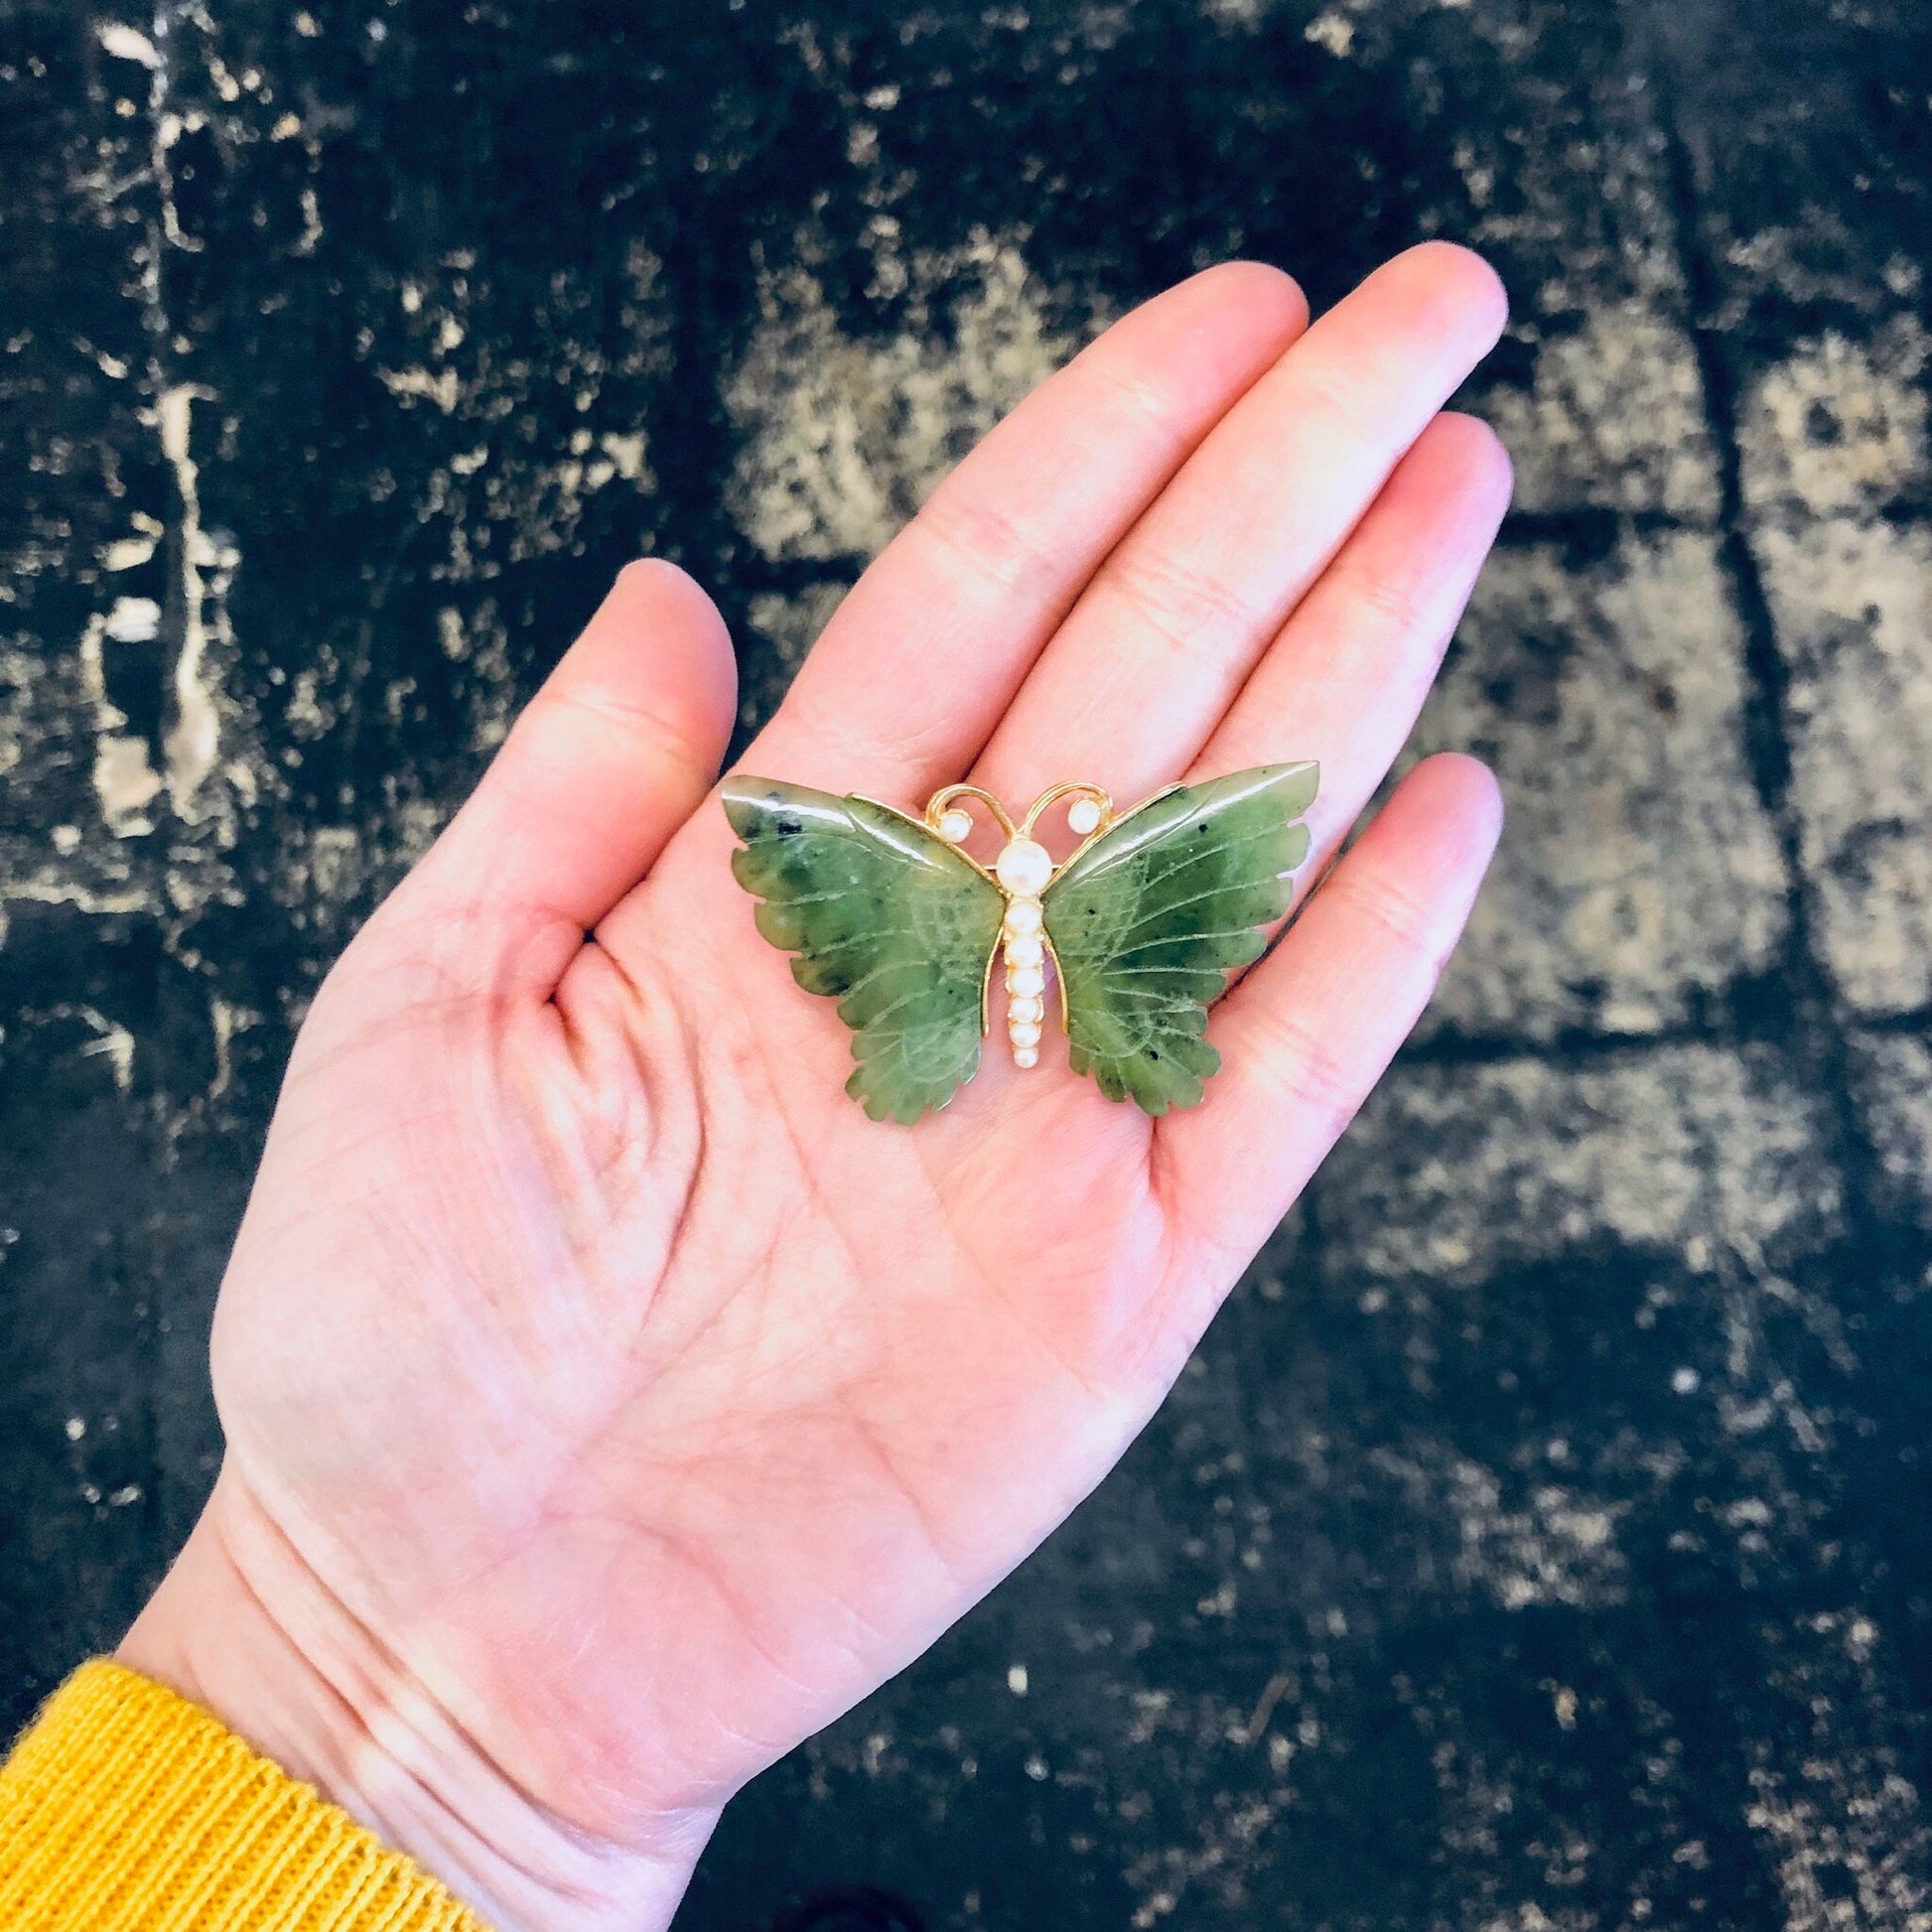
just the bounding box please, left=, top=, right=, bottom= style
left=722, top=762, right=1318, bottom=1123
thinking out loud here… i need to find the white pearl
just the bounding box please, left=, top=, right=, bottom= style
left=1010, top=1021, right=1042, bottom=1049
left=1008, top=994, right=1043, bottom=1025
left=937, top=807, right=973, bottom=843
left=1005, top=932, right=1044, bottom=969
left=1003, top=897, right=1043, bottom=935
left=1066, top=796, right=1102, bottom=836
left=1008, top=963, right=1045, bottom=999
left=1014, top=1046, right=1039, bottom=1069
left=995, top=837, right=1053, bottom=896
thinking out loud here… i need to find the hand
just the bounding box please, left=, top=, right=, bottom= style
left=121, top=243, right=1511, bottom=1930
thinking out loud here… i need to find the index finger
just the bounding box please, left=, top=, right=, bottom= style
left=746, top=261, right=1308, bottom=798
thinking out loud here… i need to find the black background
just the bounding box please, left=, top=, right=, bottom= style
left=4, top=2, right=1932, bottom=1925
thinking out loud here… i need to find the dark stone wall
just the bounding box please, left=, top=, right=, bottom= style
left=3, top=2, right=1930, bottom=1925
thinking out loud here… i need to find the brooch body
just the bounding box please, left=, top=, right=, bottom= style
left=722, top=762, right=1317, bottom=1122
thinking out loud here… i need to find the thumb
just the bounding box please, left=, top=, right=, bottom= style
left=382, top=559, right=737, bottom=1001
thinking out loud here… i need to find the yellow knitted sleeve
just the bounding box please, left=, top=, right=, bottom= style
left=0, top=1660, right=489, bottom=1931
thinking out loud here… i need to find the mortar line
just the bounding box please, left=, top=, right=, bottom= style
left=1652, top=91, right=1888, bottom=1249
left=1397, top=1023, right=1743, bottom=1071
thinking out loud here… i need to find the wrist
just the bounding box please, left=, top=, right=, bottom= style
left=118, top=1469, right=714, bottom=1932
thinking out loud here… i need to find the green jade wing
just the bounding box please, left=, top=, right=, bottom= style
left=722, top=760, right=1317, bottom=1123
left=722, top=780, right=1004, bottom=1123
left=1042, top=761, right=1317, bottom=1115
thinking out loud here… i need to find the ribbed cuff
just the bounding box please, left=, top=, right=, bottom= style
left=0, top=1660, right=488, bottom=1931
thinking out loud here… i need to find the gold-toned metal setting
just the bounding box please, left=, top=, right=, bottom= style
left=856, top=779, right=1187, bottom=1061
left=911, top=781, right=1121, bottom=1066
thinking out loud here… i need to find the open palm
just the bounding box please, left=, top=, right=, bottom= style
left=124, top=244, right=1513, bottom=1931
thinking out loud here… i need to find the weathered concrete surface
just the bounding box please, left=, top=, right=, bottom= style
left=3, top=2, right=1930, bottom=1927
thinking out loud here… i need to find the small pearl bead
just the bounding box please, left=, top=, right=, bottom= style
left=1008, top=963, right=1045, bottom=999
left=1014, top=1046, right=1039, bottom=1069
left=1067, top=796, right=1102, bottom=836
left=1005, top=932, right=1044, bottom=969
left=1011, top=1021, right=1042, bottom=1049
left=937, top=807, right=973, bottom=843
left=1009, top=994, right=1043, bottom=1025
left=995, top=837, right=1053, bottom=896
left=1003, top=898, right=1042, bottom=935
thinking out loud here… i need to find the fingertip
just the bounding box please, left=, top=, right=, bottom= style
left=608, top=553, right=722, bottom=622
left=1381, top=240, right=1510, bottom=350
left=1186, top=257, right=1311, bottom=339
left=603, top=554, right=733, bottom=655
left=1397, top=412, right=1516, bottom=550
left=1406, top=238, right=1510, bottom=319
left=1122, top=257, right=1309, bottom=377
left=586, top=556, right=738, bottom=746
left=1402, top=750, right=1506, bottom=861
left=1434, top=410, right=1516, bottom=508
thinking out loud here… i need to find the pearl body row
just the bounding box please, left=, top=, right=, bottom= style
left=989, top=836, right=1059, bottom=1069
left=1000, top=894, right=1047, bottom=1068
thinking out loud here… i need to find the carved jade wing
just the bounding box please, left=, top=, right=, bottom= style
left=721, top=761, right=1318, bottom=1123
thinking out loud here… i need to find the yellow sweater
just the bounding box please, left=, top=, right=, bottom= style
left=0, top=1662, right=487, bottom=1930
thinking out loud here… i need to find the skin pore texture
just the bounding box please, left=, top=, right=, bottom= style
left=119, top=243, right=1514, bottom=1932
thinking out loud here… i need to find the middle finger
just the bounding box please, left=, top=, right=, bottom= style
left=971, top=241, right=1507, bottom=811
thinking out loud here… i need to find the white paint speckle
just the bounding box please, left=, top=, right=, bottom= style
left=101, top=532, right=158, bottom=572
left=378, top=364, right=461, bottom=412
left=1304, top=11, right=1353, bottom=56
left=726, top=227, right=1095, bottom=566
left=1483, top=301, right=1720, bottom=518
left=156, top=383, right=224, bottom=813
left=104, top=597, right=161, bottom=643
left=70, top=1006, right=136, bottom=1091
left=1742, top=317, right=1927, bottom=520
left=96, top=22, right=161, bottom=66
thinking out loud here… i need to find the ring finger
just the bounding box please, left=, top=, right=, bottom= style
left=970, top=240, right=1507, bottom=814
left=1186, top=407, right=1513, bottom=883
